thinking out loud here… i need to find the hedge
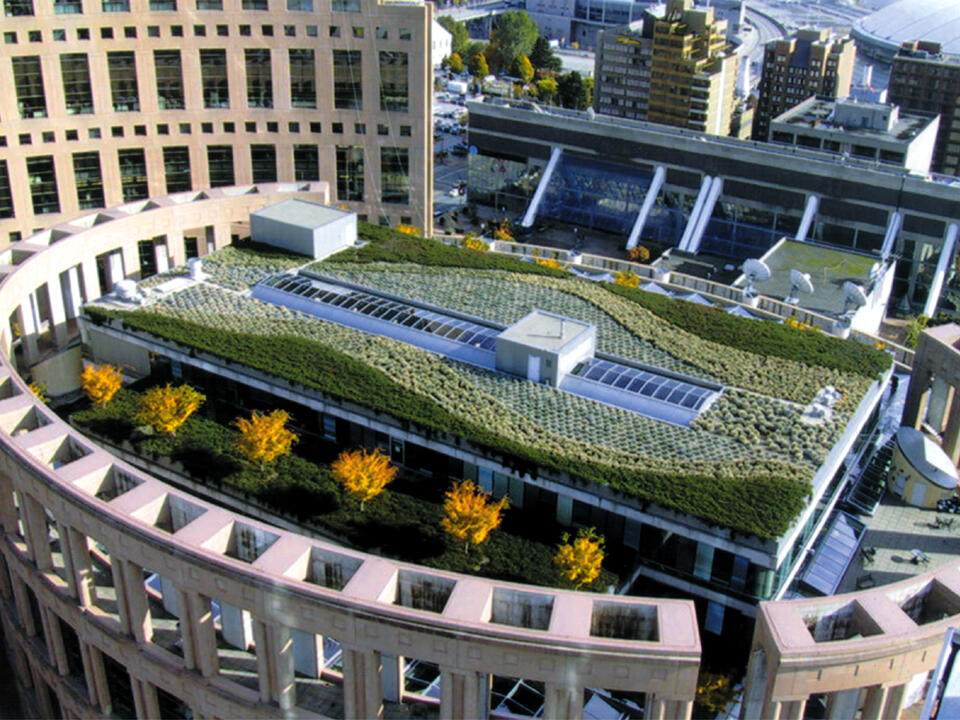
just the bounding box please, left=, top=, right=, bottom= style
left=84, top=307, right=811, bottom=540
left=72, top=389, right=615, bottom=590
left=320, top=222, right=568, bottom=278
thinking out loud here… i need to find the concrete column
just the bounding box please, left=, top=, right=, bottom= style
left=0, top=552, right=11, bottom=600
left=543, top=683, right=583, bottom=720
left=668, top=699, right=694, bottom=720
left=21, top=494, right=51, bottom=570
left=0, top=471, right=19, bottom=536
left=881, top=683, right=906, bottom=719
left=382, top=654, right=404, bottom=703
left=32, top=665, right=56, bottom=718
left=440, top=668, right=488, bottom=720
left=10, top=577, right=35, bottom=636
left=941, top=388, right=960, bottom=464
left=131, top=677, right=161, bottom=720
left=111, top=553, right=133, bottom=635
left=89, top=645, right=112, bottom=716
left=154, top=239, right=171, bottom=275
left=252, top=620, right=272, bottom=704
left=778, top=698, right=806, bottom=720
left=212, top=223, right=231, bottom=251
left=43, top=606, right=69, bottom=676
left=38, top=600, right=60, bottom=666
left=54, top=521, right=79, bottom=599
left=254, top=621, right=297, bottom=710
left=167, top=230, right=186, bottom=268
left=342, top=646, right=383, bottom=720
left=79, top=639, right=99, bottom=705
left=903, top=366, right=932, bottom=430
left=862, top=685, right=888, bottom=720
left=647, top=695, right=667, bottom=720
left=106, top=251, right=125, bottom=289
left=67, top=527, right=95, bottom=608
left=178, top=590, right=219, bottom=677
left=45, top=279, right=69, bottom=347
left=81, top=260, right=102, bottom=302
left=826, top=688, right=861, bottom=719
left=16, top=300, right=39, bottom=366
left=118, top=558, right=152, bottom=644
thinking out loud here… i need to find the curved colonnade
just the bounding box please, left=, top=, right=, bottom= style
left=0, top=186, right=956, bottom=719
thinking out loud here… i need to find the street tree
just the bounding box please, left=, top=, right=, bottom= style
left=489, top=10, right=539, bottom=74
left=513, top=53, right=534, bottom=84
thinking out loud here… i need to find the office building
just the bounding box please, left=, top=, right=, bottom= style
left=752, top=28, right=856, bottom=142
left=0, top=0, right=434, bottom=247
left=594, top=18, right=655, bottom=121
left=769, top=97, right=939, bottom=175
left=888, top=41, right=960, bottom=178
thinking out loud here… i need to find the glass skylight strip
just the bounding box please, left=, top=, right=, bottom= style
left=572, top=358, right=713, bottom=411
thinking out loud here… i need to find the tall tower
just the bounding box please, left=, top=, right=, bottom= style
left=752, top=28, right=856, bottom=141
left=646, top=0, right=739, bottom=136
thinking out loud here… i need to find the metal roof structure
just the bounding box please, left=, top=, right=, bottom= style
left=853, top=0, right=960, bottom=58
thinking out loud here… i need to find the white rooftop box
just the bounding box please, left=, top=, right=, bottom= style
left=251, top=199, right=356, bottom=260
left=495, top=309, right=596, bottom=387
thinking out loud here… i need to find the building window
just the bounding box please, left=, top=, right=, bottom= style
left=118, top=148, right=148, bottom=201
left=381, top=147, right=409, bottom=204
left=107, top=51, right=139, bottom=111
left=26, top=155, right=59, bottom=214
left=0, top=161, right=14, bottom=219
left=150, top=0, right=176, bottom=8
left=293, top=145, right=319, bottom=181
left=242, top=0, right=267, bottom=7
left=331, top=0, right=359, bottom=10
left=61, top=54, right=93, bottom=115
left=289, top=49, right=316, bottom=108
left=333, top=50, right=362, bottom=110
left=379, top=51, right=409, bottom=112
left=400, top=125, right=411, bottom=137
left=162, top=146, right=191, bottom=193
left=336, top=146, right=364, bottom=201
left=287, top=0, right=311, bottom=8
left=154, top=50, right=184, bottom=110
left=12, top=56, right=47, bottom=119
left=4, top=0, right=33, bottom=15
left=102, top=0, right=129, bottom=10
left=72, top=151, right=104, bottom=209
left=245, top=49, right=272, bottom=109
left=250, top=145, right=276, bottom=183
left=54, top=0, right=81, bottom=14
left=207, top=145, right=234, bottom=187
left=200, top=49, right=229, bottom=108
left=196, top=0, right=221, bottom=8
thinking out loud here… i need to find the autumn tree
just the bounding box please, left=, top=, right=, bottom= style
left=488, top=10, right=539, bottom=74
left=536, top=76, right=558, bottom=105
left=513, top=53, right=535, bottom=84
left=80, top=364, right=122, bottom=406
left=468, top=52, right=489, bottom=80
left=28, top=382, right=49, bottom=404
left=447, top=52, right=464, bottom=74
left=135, top=384, right=205, bottom=435
left=441, top=481, right=508, bottom=553
left=554, top=528, right=605, bottom=589
left=234, top=409, right=298, bottom=471
left=332, top=448, right=396, bottom=510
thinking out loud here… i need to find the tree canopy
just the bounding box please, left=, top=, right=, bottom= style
left=446, top=52, right=464, bottom=74
left=489, top=10, right=539, bottom=74
left=135, top=384, right=205, bottom=435
left=80, top=364, right=122, bottom=406
left=442, top=481, right=508, bottom=552
left=558, top=71, right=594, bottom=110
left=437, top=15, right=470, bottom=57
left=468, top=52, right=489, bottom=79
left=554, top=528, right=605, bottom=589
left=513, top=53, right=534, bottom=84
left=332, top=448, right=396, bottom=510
left=234, top=409, right=298, bottom=469
left=530, top=36, right=562, bottom=72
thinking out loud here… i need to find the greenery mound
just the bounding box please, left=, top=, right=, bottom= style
left=84, top=307, right=811, bottom=540
left=72, top=388, right=615, bottom=590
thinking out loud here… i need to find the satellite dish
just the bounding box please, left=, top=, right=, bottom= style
left=742, top=258, right=771, bottom=298
left=842, top=281, right=868, bottom=315
left=786, top=269, right=814, bottom=305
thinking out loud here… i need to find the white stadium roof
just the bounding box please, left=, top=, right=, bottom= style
left=853, top=0, right=960, bottom=58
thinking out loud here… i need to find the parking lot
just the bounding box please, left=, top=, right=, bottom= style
left=433, top=93, right=471, bottom=214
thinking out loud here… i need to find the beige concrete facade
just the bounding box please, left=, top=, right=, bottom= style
left=0, top=0, right=433, bottom=246
left=903, top=324, right=960, bottom=464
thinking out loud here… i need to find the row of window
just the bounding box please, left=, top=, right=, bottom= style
left=4, top=0, right=361, bottom=14
left=0, top=144, right=409, bottom=218
left=5, top=21, right=416, bottom=43
left=9, top=48, right=409, bottom=118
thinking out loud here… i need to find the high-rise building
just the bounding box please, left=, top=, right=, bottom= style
left=646, top=0, right=738, bottom=136
left=888, top=41, right=960, bottom=177
left=0, top=0, right=434, bottom=247
left=752, top=28, right=856, bottom=141
left=594, top=0, right=739, bottom=136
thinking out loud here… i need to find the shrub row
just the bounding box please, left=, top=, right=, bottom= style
left=322, top=222, right=568, bottom=278
left=84, top=307, right=811, bottom=539
left=72, top=389, right=614, bottom=590
left=603, top=282, right=892, bottom=378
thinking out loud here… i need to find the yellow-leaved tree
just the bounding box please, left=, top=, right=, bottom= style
left=79, top=364, right=122, bottom=406
left=441, top=480, right=508, bottom=553
left=332, top=448, right=397, bottom=511
left=234, top=409, right=298, bottom=471
left=554, top=528, right=605, bottom=589
left=135, top=384, right=205, bottom=435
